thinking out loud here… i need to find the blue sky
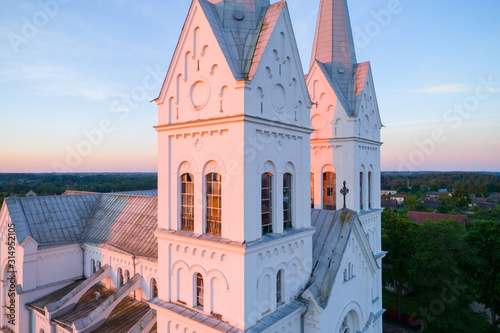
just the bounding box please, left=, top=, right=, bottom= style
left=1, top=0, right=499, bottom=172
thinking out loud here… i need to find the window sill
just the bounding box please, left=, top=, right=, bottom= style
left=343, top=275, right=355, bottom=283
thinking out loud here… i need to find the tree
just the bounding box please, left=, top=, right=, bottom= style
left=466, top=220, right=500, bottom=329
left=382, top=208, right=419, bottom=323
left=452, top=182, right=470, bottom=208
left=408, top=221, right=489, bottom=332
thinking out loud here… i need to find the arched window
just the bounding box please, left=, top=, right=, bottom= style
left=323, top=172, right=336, bottom=210
left=261, top=173, right=273, bottom=235
left=196, top=273, right=204, bottom=308
left=311, top=172, right=314, bottom=208
left=40, top=330, right=45, bottom=333
left=283, top=173, right=292, bottom=229
left=91, top=259, right=96, bottom=274
left=360, top=172, right=364, bottom=210
left=117, top=268, right=123, bottom=287
left=181, top=173, right=194, bottom=231
left=368, top=172, right=372, bottom=209
left=206, top=173, right=222, bottom=235
left=151, top=278, right=158, bottom=298
left=340, top=316, right=350, bottom=333
left=276, top=269, right=284, bottom=305
left=124, top=270, right=130, bottom=284
left=96, top=260, right=101, bottom=270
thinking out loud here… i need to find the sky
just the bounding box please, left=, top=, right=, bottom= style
left=1, top=0, right=499, bottom=173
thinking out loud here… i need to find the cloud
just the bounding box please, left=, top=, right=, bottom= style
left=412, top=84, right=468, bottom=93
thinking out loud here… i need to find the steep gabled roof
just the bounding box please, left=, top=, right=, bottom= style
left=248, top=1, right=285, bottom=79
left=303, top=209, right=378, bottom=309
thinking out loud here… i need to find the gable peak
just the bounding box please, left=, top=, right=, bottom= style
left=210, top=0, right=271, bottom=30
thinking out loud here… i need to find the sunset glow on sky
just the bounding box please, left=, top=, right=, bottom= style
left=1, top=0, right=499, bottom=173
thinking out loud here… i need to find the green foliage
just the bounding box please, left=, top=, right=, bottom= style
left=382, top=208, right=419, bottom=322
left=382, top=172, right=500, bottom=196
left=466, top=220, right=500, bottom=328
left=452, top=182, right=470, bottom=208
left=472, top=206, right=500, bottom=222
left=408, top=221, right=488, bottom=332
left=0, top=173, right=157, bottom=198
left=407, top=201, right=432, bottom=212
left=397, top=186, right=411, bottom=194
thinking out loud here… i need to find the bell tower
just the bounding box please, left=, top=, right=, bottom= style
left=307, top=0, right=382, bottom=216
left=152, top=0, right=314, bottom=331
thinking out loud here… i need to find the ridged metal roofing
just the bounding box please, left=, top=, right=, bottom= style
left=82, top=194, right=158, bottom=259
left=5, top=192, right=158, bottom=257
left=306, top=209, right=356, bottom=308
left=4, top=194, right=100, bottom=247
left=113, top=190, right=158, bottom=197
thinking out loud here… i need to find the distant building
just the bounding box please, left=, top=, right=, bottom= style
left=472, top=198, right=488, bottom=205
left=475, top=202, right=497, bottom=211
left=408, top=211, right=467, bottom=229
left=423, top=198, right=442, bottom=211
left=391, top=194, right=406, bottom=205
left=426, top=191, right=453, bottom=198
left=381, top=190, right=397, bottom=196
left=25, top=190, right=37, bottom=197
left=381, top=199, right=398, bottom=209
left=489, top=193, right=500, bottom=201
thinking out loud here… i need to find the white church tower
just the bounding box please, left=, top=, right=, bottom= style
left=151, top=0, right=315, bottom=331
left=307, top=0, right=383, bottom=253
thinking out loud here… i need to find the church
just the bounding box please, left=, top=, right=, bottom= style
left=0, top=0, right=384, bottom=332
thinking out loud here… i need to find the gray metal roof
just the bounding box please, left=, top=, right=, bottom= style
left=4, top=192, right=158, bottom=256
left=82, top=194, right=158, bottom=259
left=305, top=209, right=357, bottom=308
left=113, top=190, right=158, bottom=197
left=4, top=194, right=100, bottom=247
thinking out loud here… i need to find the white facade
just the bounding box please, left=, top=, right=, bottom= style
left=0, top=0, right=384, bottom=332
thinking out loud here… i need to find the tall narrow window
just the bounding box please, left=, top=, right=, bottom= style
left=283, top=173, right=292, bottom=230
left=117, top=268, right=123, bottom=287
left=277, top=269, right=284, bottom=305
left=206, top=173, right=222, bottom=235
left=323, top=172, right=336, bottom=210
left=96, top=260, right=101, bottom=270
left=181, top=173, right=194, bottom=231
left=124, top=270, right=130, bottom=283
left=196, top=273, right=204, bottom=308
left=91, top=259, right=96, bottom=274
left=360, top=172, right=364, bottom=210
left=368, top=172, right=372, bottom=209
left=311, top=172, right=314, bottom=208
left=261, top=173, right=273, bottom=235
left=151, top=278, right=158, bottom=298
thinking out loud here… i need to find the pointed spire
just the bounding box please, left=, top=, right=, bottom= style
left=309, top=0, right=357, bottom=71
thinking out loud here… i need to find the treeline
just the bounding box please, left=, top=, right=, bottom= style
left=383, top=208, right=500, bottom=332
left=382, top=172, right=500, bottom=195
left=0, top=173, right=158, bottom=204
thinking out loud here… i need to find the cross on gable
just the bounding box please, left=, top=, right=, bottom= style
left=340, top=181, right=349, bottom=209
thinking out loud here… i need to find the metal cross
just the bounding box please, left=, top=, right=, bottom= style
left=340, top=181, right=349, bottom=209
